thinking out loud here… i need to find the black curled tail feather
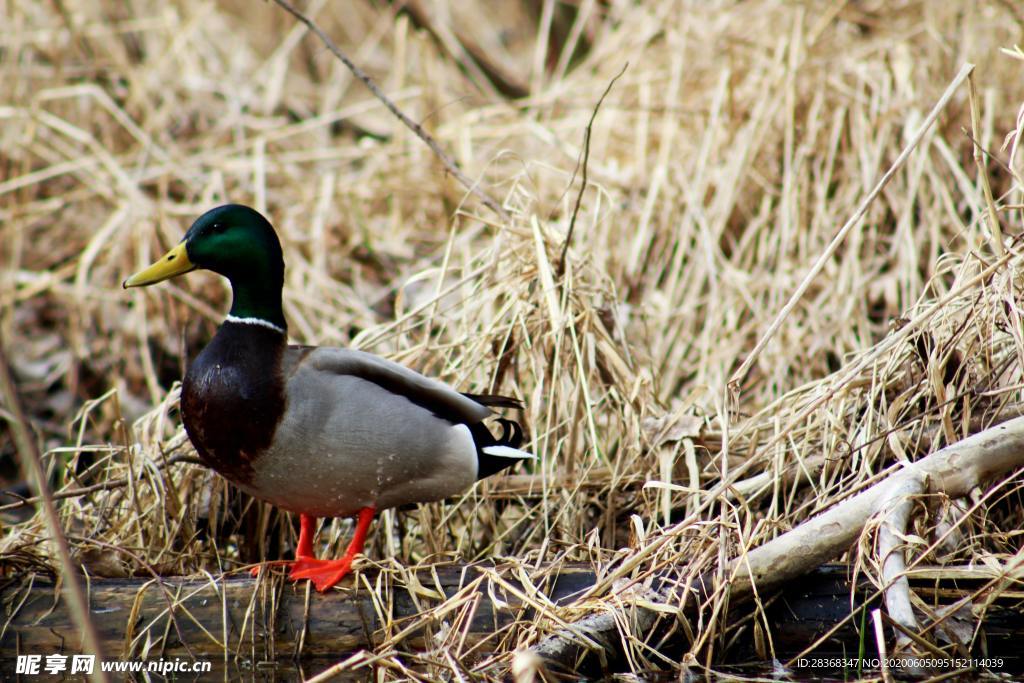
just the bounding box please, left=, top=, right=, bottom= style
left=494, top=418, right=523, bottom=448
left=469, top=418, right=529, bottom=480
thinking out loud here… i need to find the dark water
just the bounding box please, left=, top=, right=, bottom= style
left=4, top=656, right=1017, bottom=681
left=165, top=659, right=1024, bottom=682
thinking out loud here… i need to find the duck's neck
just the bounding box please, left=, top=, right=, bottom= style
left=227, top=277, right=288, bottom=333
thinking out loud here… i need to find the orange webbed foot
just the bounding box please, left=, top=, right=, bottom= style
left=289, top=555, right=356, bottom=592
left=284, top=508, right=374, bottom=592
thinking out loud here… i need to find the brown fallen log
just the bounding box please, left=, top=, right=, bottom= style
left=759, top=565, right=1023, bottom=667
left=2, top=563, right=1020, bottom=669
left=0, top=564, right=595, bottom=660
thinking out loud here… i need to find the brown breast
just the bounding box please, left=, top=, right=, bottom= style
left=181, top=321, right=287, bottom=486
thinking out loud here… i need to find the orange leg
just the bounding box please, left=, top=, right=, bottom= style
left=295, top=513, right=316, bottom=558
left=250, top=513, right=318, bottom=577
left=289, top=507, right=376, bottom=592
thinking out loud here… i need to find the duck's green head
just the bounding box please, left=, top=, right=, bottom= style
left=124, top=204, right=287, bottom=330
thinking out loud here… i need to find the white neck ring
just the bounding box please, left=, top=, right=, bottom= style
left=225, top=314, right=286, bottom=334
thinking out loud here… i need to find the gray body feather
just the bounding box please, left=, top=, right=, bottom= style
left=239, top=347, right=486, bottom=517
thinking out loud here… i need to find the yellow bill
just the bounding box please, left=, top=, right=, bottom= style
left=123, top=242, right=195, bottom=288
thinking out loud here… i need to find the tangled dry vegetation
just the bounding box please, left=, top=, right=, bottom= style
left=3, top=0, right=1024, bottom=679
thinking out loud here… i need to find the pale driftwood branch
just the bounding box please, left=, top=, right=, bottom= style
left=731, top=415, right=1024, bottom=593
left=532, top=415, right=1024, bottom=673
left=877, top=472, right=926, bottom=651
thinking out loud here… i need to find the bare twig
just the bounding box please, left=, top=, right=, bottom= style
left=558, top=62, right=627, bottom=277
left=874, top=608, right=894, bottom=683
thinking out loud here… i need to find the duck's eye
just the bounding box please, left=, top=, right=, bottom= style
left=210, top=222, right=226, bottom=234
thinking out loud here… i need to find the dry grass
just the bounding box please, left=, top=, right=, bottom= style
left=2, top=0, right=1024, bottom=678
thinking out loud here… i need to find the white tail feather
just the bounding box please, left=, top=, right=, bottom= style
left=482, top=445, right=535, bottom=460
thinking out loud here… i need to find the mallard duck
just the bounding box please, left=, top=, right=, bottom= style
left=124, top=204, right=533, bottom=591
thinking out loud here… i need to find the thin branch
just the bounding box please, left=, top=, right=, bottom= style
left=558, top=62, right=627, bottom=277
left=271, top=0, right=510, bottom=222
left=962, top=128, right=1018, bottom=177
